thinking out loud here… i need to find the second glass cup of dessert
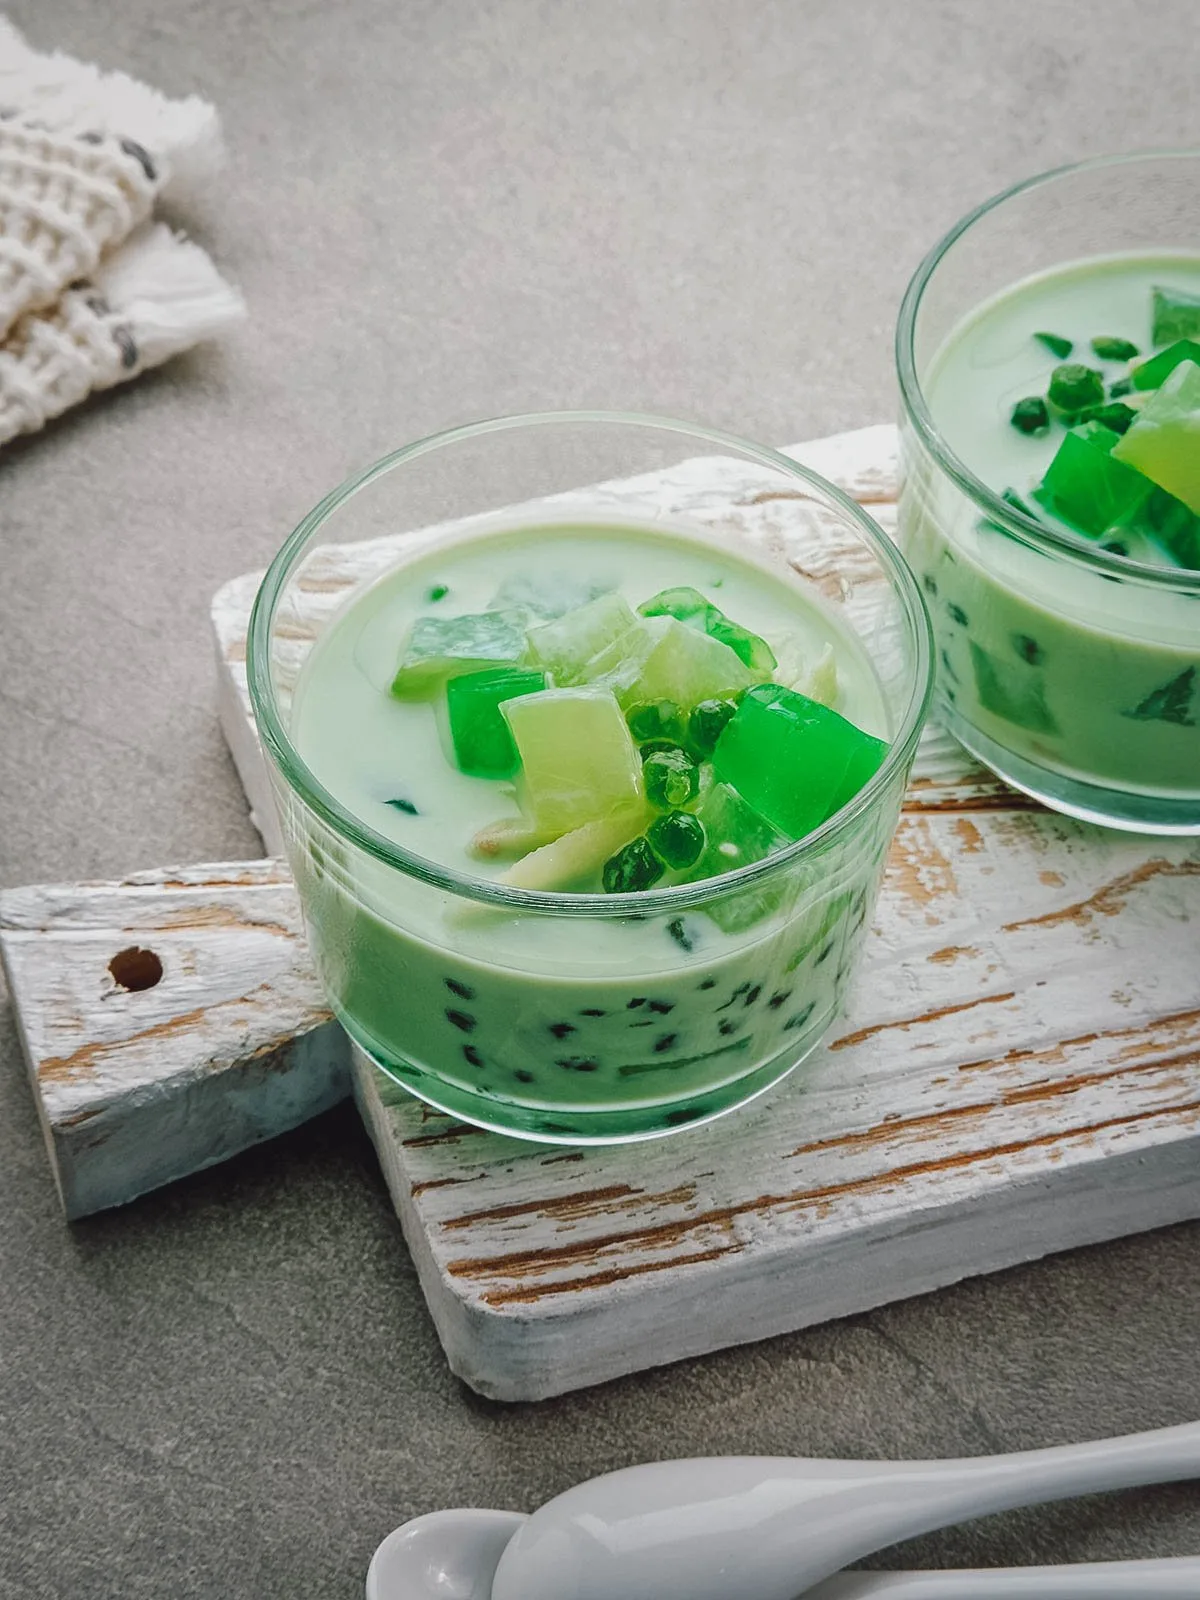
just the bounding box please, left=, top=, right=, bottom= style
left=897, top=150, right=1200, bottom=835
left=248, top=412, right=933, bottom=1143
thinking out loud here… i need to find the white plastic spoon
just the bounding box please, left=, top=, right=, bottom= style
left=365, top=1510, right=1200, bottom=1600
left=807, top=1555, right=1200, bottom=1598
left=488, top=1420, right=1200, bottom=1600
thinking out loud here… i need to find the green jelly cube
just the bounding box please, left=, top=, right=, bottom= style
left=1032, top=424, right=1154, bottom=537
left=682, top=781, right=789, bottom=932
left=1047, top=363, right=1104, bottom=413
left=582, top=618, right=668, bottom=699
left=489, top=571, right=610, bottom=619
left=685, top=780, right=786, bottom=882
left=1131, top=339, right=1200, bottom=391
left=638, top=586, right=711, bottom=625
left=639, top=587, right=776, bottom=674
left=968, top=643, right=1059, bottom=735
left=1152, top=285, right=1200, bottom=347
left=583, top=616, right=753, bottom=709
left=391, top=610, right=527, bottom=698
left=1140, top=489, right=1200, bottom=570
left=1113, top=360, right=1200, bottom=517
left=526, top=591, right=636, bottom=684
left=447, top=668, right=546, bottom=779
left=711, top=683, right=889, bottom=841
left=502, top=687, right=643, bottom=835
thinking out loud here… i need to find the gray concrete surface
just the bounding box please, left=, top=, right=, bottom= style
left=1, top=2, right=1198, bottom=1595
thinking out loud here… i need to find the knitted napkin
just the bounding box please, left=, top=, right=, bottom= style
left=0, top=19, right=242, bottom=446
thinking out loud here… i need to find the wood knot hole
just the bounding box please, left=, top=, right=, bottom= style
left=109, top=947, right=163, bottom=992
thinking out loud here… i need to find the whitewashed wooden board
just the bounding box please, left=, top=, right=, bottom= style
left=206, top=423, right=1200, bottom=1400
left=0, top=861, right=348, bottom=1218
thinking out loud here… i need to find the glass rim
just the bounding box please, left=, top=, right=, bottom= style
left=247, top=408, right=934, bottom=916
left=895, top=146, right=1200, bottom=596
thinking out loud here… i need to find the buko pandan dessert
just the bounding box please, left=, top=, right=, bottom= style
left=288, top=512, right=898, bottom=1140
left=901, top=253, right=1200, bottom=831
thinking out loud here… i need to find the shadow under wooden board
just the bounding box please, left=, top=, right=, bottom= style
left=211, top=423, right=1200, bottom=1399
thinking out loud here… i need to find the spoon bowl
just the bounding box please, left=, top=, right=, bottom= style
left=365, top=1509, right=1200, bottom=1600
left=365, top=1509, right=526, bottom=1600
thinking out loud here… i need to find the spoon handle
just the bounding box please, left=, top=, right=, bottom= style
left=807, top=1555, right=1200, bottom=1599
left=931, top=1419, right=1200, bottom=1512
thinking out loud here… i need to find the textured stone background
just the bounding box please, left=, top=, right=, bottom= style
left=1, top=3, right=1197, bottom=1595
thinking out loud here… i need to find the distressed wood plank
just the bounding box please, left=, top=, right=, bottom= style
left=207, top=421, right=1200, bottom=1399
left=0, top=861, right=349, bottom=1218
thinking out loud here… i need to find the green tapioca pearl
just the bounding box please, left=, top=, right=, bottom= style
left=626, top=698, right=687, bottom=745
left=643, top=748, right=700, bottom=810
left=648, top=811, right=705, bottom=869
left=687, top=696, right=739, bottom=757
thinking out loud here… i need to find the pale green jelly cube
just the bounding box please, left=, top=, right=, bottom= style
left=590, top=615, right=755, bottom=710
left=635, top=616, right=757, bottom=706
left=526, top=591, right=637, bottom=683
left=684, top=780, right=789, bottom=933
left=502, top=687, right=643, bottom=835
left=1113, top=360, right=1200, bottom=516
left=581, top=617, right=671, bottom=700
left=686, top=780, right=786, bottom=882
left=391, top=610, right=527, bottom=698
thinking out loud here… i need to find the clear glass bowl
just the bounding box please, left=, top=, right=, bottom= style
left=248, top=412, right=933, bottom=1143
left=896, top=150, right=1200, bottom=835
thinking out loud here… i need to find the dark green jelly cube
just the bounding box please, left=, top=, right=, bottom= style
left=1132, top=339, right=1200, bottom=391
left=1047, top=363, right=1105, bottom=413
left=1125, top=667, right=1197, bottom=727
left=1032, top=425, right=1154, bottom=538
left=1135, top=487, right=1200, bottom=571
left=1152, top=286, right=1200, bottom=347
left=1010, top=397, right=1050, bottom=435
left=711, top=683, right=889, bottom=841
left=446, top=668, right=546, bottom=778
left=1090, top=336, right=1139, bottom=362
left=1033, top=331, right=1073, bottom=359
left=969, top=643, right=1059, bottom=735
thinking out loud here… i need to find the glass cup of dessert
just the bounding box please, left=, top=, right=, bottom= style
left=897, top=149, right=1200, bottom=835
left=248, top=412, right=933, bottom=1143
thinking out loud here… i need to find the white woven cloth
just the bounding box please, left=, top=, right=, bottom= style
left=0, top=18, right=221, bottom=201
left=0, top=116, right=160, bottom=340
left=0, top=220, right=244, bottom=445
left=0, top=18, right=241, bottom=447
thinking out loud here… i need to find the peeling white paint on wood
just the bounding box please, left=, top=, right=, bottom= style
left=0, top=861, right=348, bottom=1218
left=8, top=424, right=1196, bottom=1403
